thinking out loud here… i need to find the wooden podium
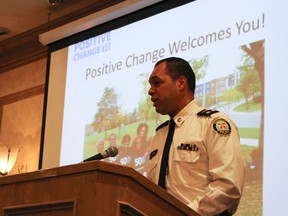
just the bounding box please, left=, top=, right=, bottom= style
left=0, top=161, right=198, bottom=216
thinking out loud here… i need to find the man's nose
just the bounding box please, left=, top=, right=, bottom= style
left=148, top=87, right=154, bottom=96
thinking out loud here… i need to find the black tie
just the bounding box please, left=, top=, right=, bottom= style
left=158, top=119, right=175, bottom=189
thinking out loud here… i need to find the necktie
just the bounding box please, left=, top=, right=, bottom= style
left=158, top=119, right=175, bottom=189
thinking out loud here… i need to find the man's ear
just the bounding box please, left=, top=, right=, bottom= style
left=177, top=76, right=187, bottom=91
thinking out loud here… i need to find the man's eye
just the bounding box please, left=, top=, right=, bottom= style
left=153, top=81, right=161, bottom=86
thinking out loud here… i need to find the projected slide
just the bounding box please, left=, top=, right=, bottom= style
left=42, top=0, right=288, bottom=215
left=62, top=0, right=264, bottom=162
left=59, top=0, right=264, bottom=176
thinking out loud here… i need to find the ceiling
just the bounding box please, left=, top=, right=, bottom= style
left=0, top=0, right=120, bottom=43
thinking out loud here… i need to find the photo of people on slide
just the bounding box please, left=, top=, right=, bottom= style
left=83, top=39, right=264, bottom=215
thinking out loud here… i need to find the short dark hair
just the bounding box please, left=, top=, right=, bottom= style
left=155, top=57, right=196, bottom=92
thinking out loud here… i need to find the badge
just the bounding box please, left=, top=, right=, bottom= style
left=177, top=143, right=199, bottom=151
left=213, top=118, right=231, bottom=136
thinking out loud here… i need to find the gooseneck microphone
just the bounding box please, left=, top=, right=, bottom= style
left=83, top=146, right=118, bottom=162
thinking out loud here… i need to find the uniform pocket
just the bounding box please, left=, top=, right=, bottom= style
left=173, top=149, right=200, bottom=163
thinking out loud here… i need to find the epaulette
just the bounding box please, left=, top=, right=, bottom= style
left=156, top=120, right=169, bottom=131
left=197, top=109, right=219, bottom=117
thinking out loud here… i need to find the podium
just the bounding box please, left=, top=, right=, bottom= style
left=0, top=161, right=198, bottom=216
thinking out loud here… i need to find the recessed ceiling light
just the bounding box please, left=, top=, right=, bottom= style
left=0, top=27, right=10, bottom=35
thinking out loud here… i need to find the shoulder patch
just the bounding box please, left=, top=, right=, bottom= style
left=213, top=118, right=231, bottom=136
left=156, top=120, right=169, bottom=131
left=197, top=109, right=219, bottom=117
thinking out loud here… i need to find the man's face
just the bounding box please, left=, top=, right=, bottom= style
left=148, top=62, right=181, bottom=117
left=122, top=137, right=130, bottom=147
left=97, top=143, right=104, bottom=152
left=109, top=134, right=116, bottom=146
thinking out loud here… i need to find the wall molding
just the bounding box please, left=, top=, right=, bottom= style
left=0, top=84, right=45, bottom=132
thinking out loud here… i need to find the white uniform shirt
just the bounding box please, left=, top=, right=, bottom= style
left=147, top=100, right=244, bottom=216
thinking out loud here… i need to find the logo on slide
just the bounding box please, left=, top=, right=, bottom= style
left=72, top=31, right=112, bottom=61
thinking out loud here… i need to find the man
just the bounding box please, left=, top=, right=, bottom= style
left=147, top=57, right=244, bottom=216
left=108, top=133, right=118, bottom=147
left=96, top=138, right=105, bottom=154
left=107, top=133, right=120, bottom=163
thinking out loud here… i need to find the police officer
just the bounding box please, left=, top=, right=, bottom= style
left=147, top=57, right=244, bottom=216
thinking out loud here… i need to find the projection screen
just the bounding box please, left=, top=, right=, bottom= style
left=40, top=0, right=288, bottom=215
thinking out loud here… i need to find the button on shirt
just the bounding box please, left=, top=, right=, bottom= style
left=147, top=100, right=244, bottom=216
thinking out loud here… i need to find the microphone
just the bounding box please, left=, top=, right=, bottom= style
left=83, top=146, right=118, bottom=162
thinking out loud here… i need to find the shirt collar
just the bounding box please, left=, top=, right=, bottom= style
left=172, top=100, right=203, bottom=127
